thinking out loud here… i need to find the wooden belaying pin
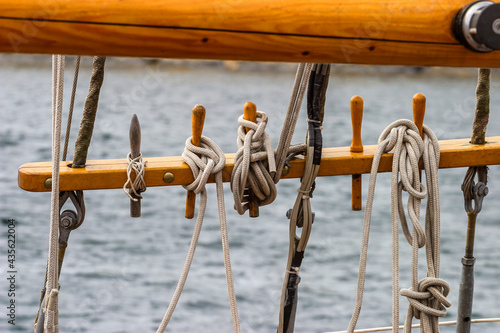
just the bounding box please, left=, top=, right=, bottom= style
left=412, top=93, right=426, bottom=139
left=185, top=104, right=206, bottom=219
left=129, top=114, right=142, bottom=218
left=350, top=96, right=363, bottom=211
left=243, top=101, right=259, bottom=218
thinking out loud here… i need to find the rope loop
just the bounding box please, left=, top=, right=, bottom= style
left=400, top=277, right=451, bottom=319
left=182, top=136, right=226, bottom=194
left=123, top=152, right=147, bottom=200
left=231, top=111, right=277, bottom=215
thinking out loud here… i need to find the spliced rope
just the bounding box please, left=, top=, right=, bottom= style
left=231, top=112, right=276, bottom=214
left=42, top=55, right=65, bottom=333
left=348, top=120, right=450, bottom=333
left=123, top=153, right=147, bottom=200
left=157, top=136, right=240, bottom=333
left=278, top=63, right=330, bottom=333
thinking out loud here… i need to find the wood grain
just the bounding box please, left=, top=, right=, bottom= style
left=0, top=0, right=499, bottom=67
left=19, top=136, right=500, bottom=192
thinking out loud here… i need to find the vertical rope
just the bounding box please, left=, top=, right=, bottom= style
left=72, top=56, right=106, bottom=168
left=470, top=68, right=490, bottom=145
left=44, top=54, right=65, bottom=333
left=62, top=56, right=81, bottom=161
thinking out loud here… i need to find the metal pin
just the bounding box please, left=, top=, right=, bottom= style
left=129, top=114, right=142, bottom=218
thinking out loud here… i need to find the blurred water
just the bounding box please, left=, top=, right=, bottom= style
left=1, top=59, right=499, bottom=333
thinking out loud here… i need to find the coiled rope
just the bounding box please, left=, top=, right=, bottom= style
left=231, top=111, right=277, bottom=214
left=230, top=63, right=312, bottom=214
left=348, top=119, right=450, bottom=333
left=157, top=136, right=240, bottom=333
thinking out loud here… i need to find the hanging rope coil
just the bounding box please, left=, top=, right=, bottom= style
left=231, top=112, right=277, bottom=214
left=123, top=153, right=147, bottom=201
left=348, top=119, right=450, bottom=333
left=157, top=135, right=240, bottom=333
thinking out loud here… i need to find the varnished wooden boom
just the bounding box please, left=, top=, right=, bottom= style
left=0, top=0, right=499, bottom=67
left=18, top=137, right=500, bottom=192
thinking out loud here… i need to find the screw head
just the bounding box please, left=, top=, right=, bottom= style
left=163, top=172, right=175, bottom=183
left=44, top=178, right=52, bottom=189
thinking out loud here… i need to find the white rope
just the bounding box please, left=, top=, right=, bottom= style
left=324, top=317, right=500, bottom=333
left=273, top=63, right=313, bottom=184
left=123, top=153, right=147, bottom=200
left=347, top=120, right=450, bottom=333
left=157, top=136, right=240, bottom=333
left=231, top=111, right=277, bottom=214
left=43, top=54, right=65, bottom=333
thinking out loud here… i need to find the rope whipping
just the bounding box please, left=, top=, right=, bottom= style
left=41, top=54, right=65, bottom=333
left=157, top=136, right=240, bottom=333
left=278, top=63, right=330, bottom=333
left=72, top=56, right=106, bottom=168
left=347, top=120, right=450, bottom=333
left=456, top=68, right=491, bottom=333
left=123, top=152, right=147, bottom=200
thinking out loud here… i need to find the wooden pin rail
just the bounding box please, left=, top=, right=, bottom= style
left=0, top=0, right=500, bottom=67
left=18, top=136, right=500, bottom=192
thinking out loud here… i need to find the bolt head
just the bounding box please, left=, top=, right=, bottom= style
left=163, top=172, right=175, bottom=183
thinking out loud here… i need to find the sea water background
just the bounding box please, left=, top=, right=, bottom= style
left=1, top=57, right=499, bottom=333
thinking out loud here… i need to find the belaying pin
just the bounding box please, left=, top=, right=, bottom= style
left=185, top=105, right=206, bottom=219
left=350, top=96, right=363, bottom=211
left=129, top=114, right=143, bottom=218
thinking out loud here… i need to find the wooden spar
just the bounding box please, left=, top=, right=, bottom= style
left=0, top=0, right=500, bottom=67
left=19, top=136, right=500, bottom=192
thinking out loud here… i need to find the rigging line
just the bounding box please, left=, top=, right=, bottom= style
left=43, top=54, right=65, bottom=333
left=62, top=56, right=81, bottom=161
left=0, top=15, right=460, bottom=46
left=324, top=317, right=500, bottom=333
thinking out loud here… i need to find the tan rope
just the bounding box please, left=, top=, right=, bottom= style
left=157, top=136, right=240, bottom=333
left=273, top=63, right=313, bottom=184
left=348, top=120, right=449, bottom=333
left=324, top=317, right=500, bottom=333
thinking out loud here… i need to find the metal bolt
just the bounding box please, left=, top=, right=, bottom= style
left=493, top=18, right=500, bottom=34
left=61, top=216, right=72, bottom=228
left=44, top=178, right=52, bottom=189
left=163, top=172, right=175, bottom=183
left=282, top=165, right=290, bottom=177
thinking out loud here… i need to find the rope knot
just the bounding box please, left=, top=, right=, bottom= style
left=123, top=152, right=147, bottom=200
left=400, top=277, right=451, bottom=320
left=182, top=136, right=226, bottom=194
left=231, top=111, right=277, bottom=215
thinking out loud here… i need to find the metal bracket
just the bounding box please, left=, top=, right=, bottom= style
left=58, top=190, right=85, bottom=248
left=462, top=181, right=488, bottom=214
